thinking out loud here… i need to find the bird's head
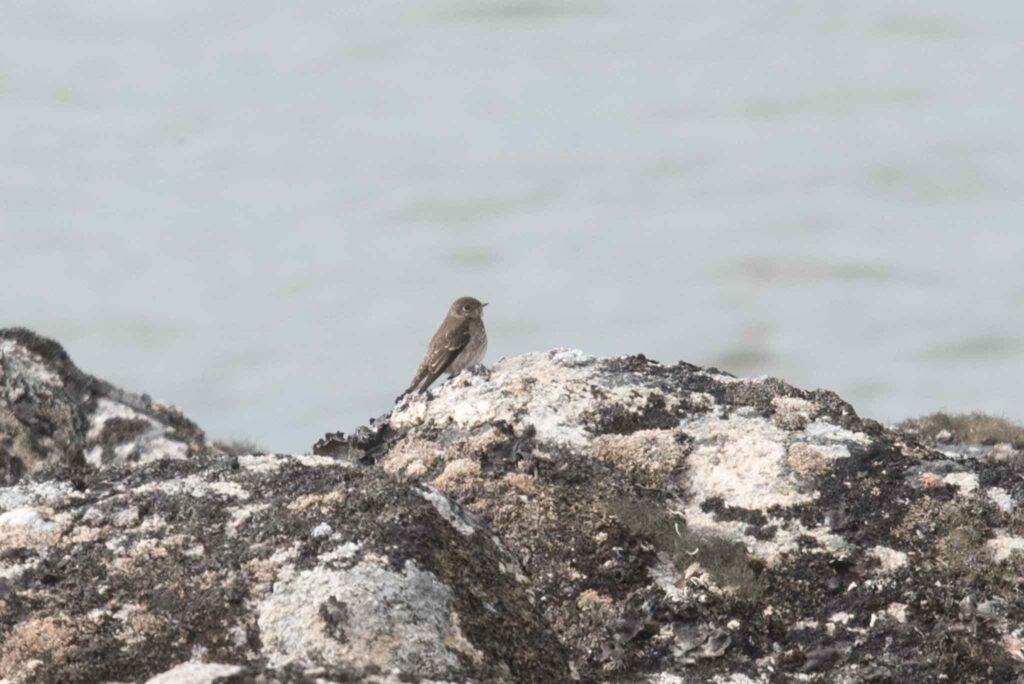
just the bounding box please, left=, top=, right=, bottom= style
left=449, top=296, right=487, bottom=319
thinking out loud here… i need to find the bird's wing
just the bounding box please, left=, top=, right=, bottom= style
left=416, top=320, right=471, bottom=393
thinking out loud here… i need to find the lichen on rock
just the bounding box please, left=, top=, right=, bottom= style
left=2, top=331, right=1024, bottom=682
left=0, top=328, right=207, bottom=484
left=380, top=349, right=1024, bottom=682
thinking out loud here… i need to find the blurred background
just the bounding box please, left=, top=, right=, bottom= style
left=2, top=1, right=1022, bottom=452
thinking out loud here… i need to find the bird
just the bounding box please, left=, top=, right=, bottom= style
left=401, top=296, right=488, bottom=397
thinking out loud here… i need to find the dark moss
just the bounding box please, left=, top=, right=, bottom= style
left=700, top=496, right=769, bottom=527
left=582, top=392, right=680, bottom=436
left=899, top=411, right=1024, bottom=447
left=212, top=440, right=268, bottom=457
left=606, top=495, right=761, bottom=598
left=90, top=417, right=154, bottom=464
left=600, top=354, right=659, bottom=375
left=774, top=440, right=917, bottom=549
left=654, top=361, right=870, bottom=433
left=972, top=456, right=1024, bottom=506
left=0, top=451, right=25, bottom=486
left=96, top=417, right=150, bottom=447
left=476, top=421, right=535, bottom=477
left=319, top=597, right=351, bottom=643
left=424, top=505, right=573, bottom=682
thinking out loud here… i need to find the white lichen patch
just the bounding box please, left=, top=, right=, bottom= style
left=293, top=454, right=342, bottom=468
left=0, top=481, right=80, bottom=512
left=793, top=618, right=820, bottom=631
left=549, top=348, right=596, bottom=367
left=320, top=542, right=360, bottom=564
left=84, top=446, right=103, bottom=468
left=0, top=507, right=61, bottom=549
left=391, top=350, right=604, bottom=450
left=113, top=507, right=141, bottom=528
left=942, top=472, right=979, bottom=495
left=83, top=399, right=193, bottom=467
left=136, top=475, right=249, bottom=500
left=987, top=533, right=1024, bottom=563
left=238, top=454, right=286, bottom=472
left=712, top=674, right=765, bottom=684
left=805, top=442, right=852, bottom=464
left=226, top=503, right=268, bottom=535
left=0, top=507, right=52, bottom=530
left=679, top=404, right=873, bottom=528
left=311, top=523, right=332, bottom=539
left=0, top=340, right=63, bottom=387
left=987, top=487, right=1015, bottom=513
left=829, top=611, right=853, bottom=625
left=869, top=546, right=909, bottom=574
left=138, top=437, right=189, bottom=464
left=653, top=564, right=689, bottom=601
left=86, top=399, right=149, bottom=441
left=686, top=389, right=717, bottom=407
left=419, top=487, right=475, bottom=536
left=0, top=559, right=38, bottom=584
left=144, top=661, right=244, bottom=684
left=257, top=559, right=465, bottom=677
left=225, top=501, right=264, bottom=540
left=648, top=675, right=686, bottom=684
left=870, top=602, right=909, bottom=628
left=681, top=414, right=812, bottom=510
left=887, top=602, right=909, bottom=623
left=121, top=538, right=172, bottom=565
left=67, top=525, right=105, bottom=544
left=237, top=453, right=343, bottom=473
left=803, top=419, right=871, bottom=446
left=680, top=500, right=848, bottom=565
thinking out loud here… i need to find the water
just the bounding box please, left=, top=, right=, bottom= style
left=2, top=1, right=1023, bottom=452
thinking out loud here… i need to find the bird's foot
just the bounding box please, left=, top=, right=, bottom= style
left=467, top=363, right=491, bottom=380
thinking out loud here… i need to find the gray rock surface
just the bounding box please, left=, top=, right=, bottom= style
left=0, top=328, right=207, bottom=482
left=2, top=330, right=1023, bottom=682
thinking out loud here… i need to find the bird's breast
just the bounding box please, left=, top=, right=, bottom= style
left=450, top=321, right=487, bottom=373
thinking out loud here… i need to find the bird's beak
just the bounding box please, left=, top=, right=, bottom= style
left=482, top=302, right=488, bottom=308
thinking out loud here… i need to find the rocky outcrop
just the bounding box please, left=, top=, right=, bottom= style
left=2, top=331, right=1023, bottom=682
left=0, top=328, right=206, bottom=484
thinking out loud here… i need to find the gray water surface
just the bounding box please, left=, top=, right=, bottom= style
left=2, top=1, right=1023, bottom=451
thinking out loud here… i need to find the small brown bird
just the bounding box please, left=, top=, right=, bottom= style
left=402, top=296, right=488, bottom=396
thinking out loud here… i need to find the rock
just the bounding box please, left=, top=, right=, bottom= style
left=0, top=331, right=569, bottom=683
left=0, top=448, right=569, bottom=682
left=379, top=350, right=1024, bottom=681
left=1, top=333, right=1023, bottom=682
left=144, top=662, right=244, bottom=684
left=0, top=328, right=207, bottom=483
